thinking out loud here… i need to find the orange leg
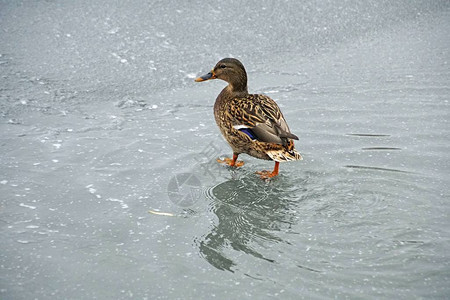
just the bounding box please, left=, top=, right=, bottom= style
left=217, top=153, right=244, bottom=167
left=256, top=161, right=280, bottom=179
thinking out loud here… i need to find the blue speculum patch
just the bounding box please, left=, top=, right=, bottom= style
left=239, top=128, right=256, bottom=140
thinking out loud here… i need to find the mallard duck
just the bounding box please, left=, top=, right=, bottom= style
left=195, top=58, right=302, bottom=178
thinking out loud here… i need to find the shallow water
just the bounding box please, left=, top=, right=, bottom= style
left=1, top=1, right=449, bottom=299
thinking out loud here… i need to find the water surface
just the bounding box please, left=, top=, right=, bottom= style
left=1, top=1, right=449, bottom=299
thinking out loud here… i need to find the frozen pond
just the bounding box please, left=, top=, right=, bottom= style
left=1, top=1, right=449, bottom=299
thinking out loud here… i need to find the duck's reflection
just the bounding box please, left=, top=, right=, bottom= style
left=197, top=175, right=300, bottom=272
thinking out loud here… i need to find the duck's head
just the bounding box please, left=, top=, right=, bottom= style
left=195, top=58, right=248, bottom=92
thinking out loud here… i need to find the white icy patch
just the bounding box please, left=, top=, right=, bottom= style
left=0, top=180, right=7, bottom=185
left=111, top=52, right=128, bottom=64
left=8, top=119, right=21, bottom=124
left=108, top=27, right=120, bottom=34
left=107, top=198, right=129, bottom=209
left=26, top=225, right=39, bottom=229
left=19, top=203, right=36, bottom=210
left=86, top=185, right=101, bottom=199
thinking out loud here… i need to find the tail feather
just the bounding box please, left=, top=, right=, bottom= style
left=266, top=148, right=303, bottom=162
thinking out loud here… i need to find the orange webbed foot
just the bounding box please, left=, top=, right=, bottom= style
left=216, top=157, right=244, bottom=167
left=256, top=162, right=280, bottom=179
left=255, top=170, right=278, bottom=179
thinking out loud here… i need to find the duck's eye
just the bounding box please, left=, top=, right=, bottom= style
left=219, top=64, right=226, bottom=69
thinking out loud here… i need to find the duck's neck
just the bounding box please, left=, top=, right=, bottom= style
left=226, top=82, right=248, bottom=97
left=226, top=71, right=248, bottom=96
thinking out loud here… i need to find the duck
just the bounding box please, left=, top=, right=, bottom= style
left=195, top=58, right=302, bottom=178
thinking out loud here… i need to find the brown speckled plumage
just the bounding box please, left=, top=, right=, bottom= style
left=196, top=58, right=302, bottom=177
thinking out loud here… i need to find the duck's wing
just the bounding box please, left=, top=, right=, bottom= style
left=226, top=94, right=298, bottom=145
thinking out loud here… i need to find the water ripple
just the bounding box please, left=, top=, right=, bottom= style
left=344, top=165, right=410, bottom=173
left=346, top=133, right=391, bottom=137
left=197, top=174, right=302, bottom=272
left=361, top=147, right=402, bottom=151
